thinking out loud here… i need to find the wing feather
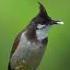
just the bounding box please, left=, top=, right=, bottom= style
left=10, top=31, right=23, bottom=58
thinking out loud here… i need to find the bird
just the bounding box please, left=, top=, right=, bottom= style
left=8, top=2, right=64, bottom=70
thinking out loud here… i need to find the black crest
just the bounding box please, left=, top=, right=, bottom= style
left=31, top=2, right=51, bottom=25
left=38, top=2, right=49, bottom=19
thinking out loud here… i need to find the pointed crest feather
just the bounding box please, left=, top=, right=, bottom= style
left=38, top=2, right=48, bottom=18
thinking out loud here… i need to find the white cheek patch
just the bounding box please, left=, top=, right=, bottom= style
left=57, top=21, right=64, bottom=25
left=37, top=24, right=46, bottom=29
left=36, top=26, right=49, bottom=41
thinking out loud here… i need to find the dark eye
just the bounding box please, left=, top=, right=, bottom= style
left=43, top=20, right=46, bottom=23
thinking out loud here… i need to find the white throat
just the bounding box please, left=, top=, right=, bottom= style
left=36, top=26, right=49, bottom=41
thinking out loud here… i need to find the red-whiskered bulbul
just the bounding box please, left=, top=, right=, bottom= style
left=8, top=2, right=64, bottom=70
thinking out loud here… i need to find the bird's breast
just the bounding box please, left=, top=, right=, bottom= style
left=10, top=32, right=47, bottom=69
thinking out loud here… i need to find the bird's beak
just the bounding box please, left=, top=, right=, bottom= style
left=51, top=20, right=64, bottom=25
left=56, top=21, right=64, bottom=25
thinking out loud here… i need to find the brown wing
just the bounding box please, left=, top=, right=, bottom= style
left=9, top=24, right=29, bottom=58
left=10, top=32, right=22, bottom=58
left=8, top=32, right=22, bottom=70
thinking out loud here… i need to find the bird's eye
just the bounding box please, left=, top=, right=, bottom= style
left=42, top=20, right=46, bottom=23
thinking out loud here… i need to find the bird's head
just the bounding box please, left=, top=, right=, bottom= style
left=27, top=2, right=64, bottom=40
left=31, top=2, right=64, bottom=30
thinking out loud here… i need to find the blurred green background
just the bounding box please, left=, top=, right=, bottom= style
left=0, top=0, right=70, bottom=70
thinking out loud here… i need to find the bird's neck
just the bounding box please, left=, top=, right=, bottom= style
left=25, top=24, right=49, bottom=42
left=25, top=28, right=37, bottom=42
left=36, top=27, right=48, bottom=41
